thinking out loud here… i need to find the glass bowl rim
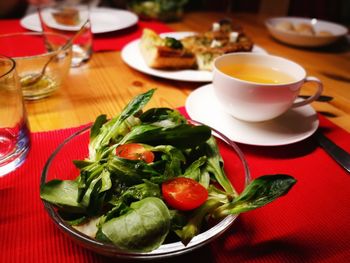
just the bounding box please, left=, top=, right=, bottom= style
left=0, top=55, right=16, bottom=79
left=40, top=121, right=251, bottom=259
left=0, top=32, right=71, bottom=60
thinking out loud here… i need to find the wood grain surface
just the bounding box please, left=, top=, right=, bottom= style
left=26, top=12, right=350, bottom=132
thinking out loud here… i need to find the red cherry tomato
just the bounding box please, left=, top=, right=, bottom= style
left=115, top=143, right=155, bottom=163
left=162, top=177, right=208, bottom=211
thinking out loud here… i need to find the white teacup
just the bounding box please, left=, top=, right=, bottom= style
left=213, top=53, right=323, bottom=122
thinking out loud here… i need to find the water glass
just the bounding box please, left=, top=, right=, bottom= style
left=38, top=0, right=93, bottom=67
left=0, top=55, right=30, bottom=177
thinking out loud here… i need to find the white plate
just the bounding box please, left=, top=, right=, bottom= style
left=20, top=7, right=138, bottom=34
left=185, top=84, right=319, bottom=146
left=121, top=32, right=267, bottom=82
left=265, top=17, right=348, bottom=47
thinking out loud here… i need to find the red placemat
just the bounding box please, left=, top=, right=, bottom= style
left=0, top=19, right=172, bottom=52
left=1, top=108, right=349, bottom=263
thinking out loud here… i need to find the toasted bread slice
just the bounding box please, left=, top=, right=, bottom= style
left=140, top=29, right=196, bottom=70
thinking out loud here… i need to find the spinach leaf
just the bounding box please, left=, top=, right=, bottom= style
left=139, top=107, right=187, bottom=127
left=99, top=197, right=170, bottom=252
left=121, top=124, right=212, bottom=149
left=119, top=124, right=160, bottom=145
left=212, top=174, right=297, bottom=219
left=98, top=200, right=128, bottom=226
left=40, top=179, right=85, bottom=213
left=99, top=180, right=161, bottom=225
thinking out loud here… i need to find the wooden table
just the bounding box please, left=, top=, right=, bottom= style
left=26, top=12, right=350, bottom=133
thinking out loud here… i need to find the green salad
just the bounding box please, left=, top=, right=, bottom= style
left=40, top=89, right=296, bottom=252
left=128, top=0, right=188, bottom=21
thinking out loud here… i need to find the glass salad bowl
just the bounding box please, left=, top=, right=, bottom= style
left=40, top=121, right=251, bottom=260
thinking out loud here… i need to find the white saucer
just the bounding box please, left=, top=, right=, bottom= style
left=20, top=7, right=138, bottom=34
left=185, top=84, right=319, bottom=146
left=121, top=32, right=267, bottom=82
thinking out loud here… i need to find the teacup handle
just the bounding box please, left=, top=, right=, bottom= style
left=292, top=76, right=323, bottom=108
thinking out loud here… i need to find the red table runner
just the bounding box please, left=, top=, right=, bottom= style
left=0, top=19, right=172, bottom=52
left=1, top=108, right=349, bottom=263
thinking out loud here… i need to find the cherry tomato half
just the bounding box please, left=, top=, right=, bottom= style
left=115, top=143, right=155, bottom=163
left=162, top=177, right=208, bottom=211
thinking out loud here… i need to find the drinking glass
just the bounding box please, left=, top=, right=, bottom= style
left=38, top=0, right=93, bottom=67
left=0, top=32, right=72, bottom=100
left=0, top=55, right=30, bottom=177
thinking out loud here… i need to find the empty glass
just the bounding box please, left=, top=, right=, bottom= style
left=38, top=0, right=93, bottom=67
left=0, top=32, right=72, bottom=100
left=0, top=55, right=30, bottom=177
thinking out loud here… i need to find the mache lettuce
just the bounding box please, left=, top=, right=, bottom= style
left=40, top=89, right=296, bottom=252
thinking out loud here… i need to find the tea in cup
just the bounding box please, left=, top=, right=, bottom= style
left=213, top=53, right=323, bottom=122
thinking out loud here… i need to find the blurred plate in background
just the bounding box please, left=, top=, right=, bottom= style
left=20, top=7, right=138, bottom=34
left=265, top=17, right=348, bottom=47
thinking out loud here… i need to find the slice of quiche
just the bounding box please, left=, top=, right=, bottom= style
left=139, top=29, right=196, bottom=70
left=181, top=19, right=254, bottom=71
